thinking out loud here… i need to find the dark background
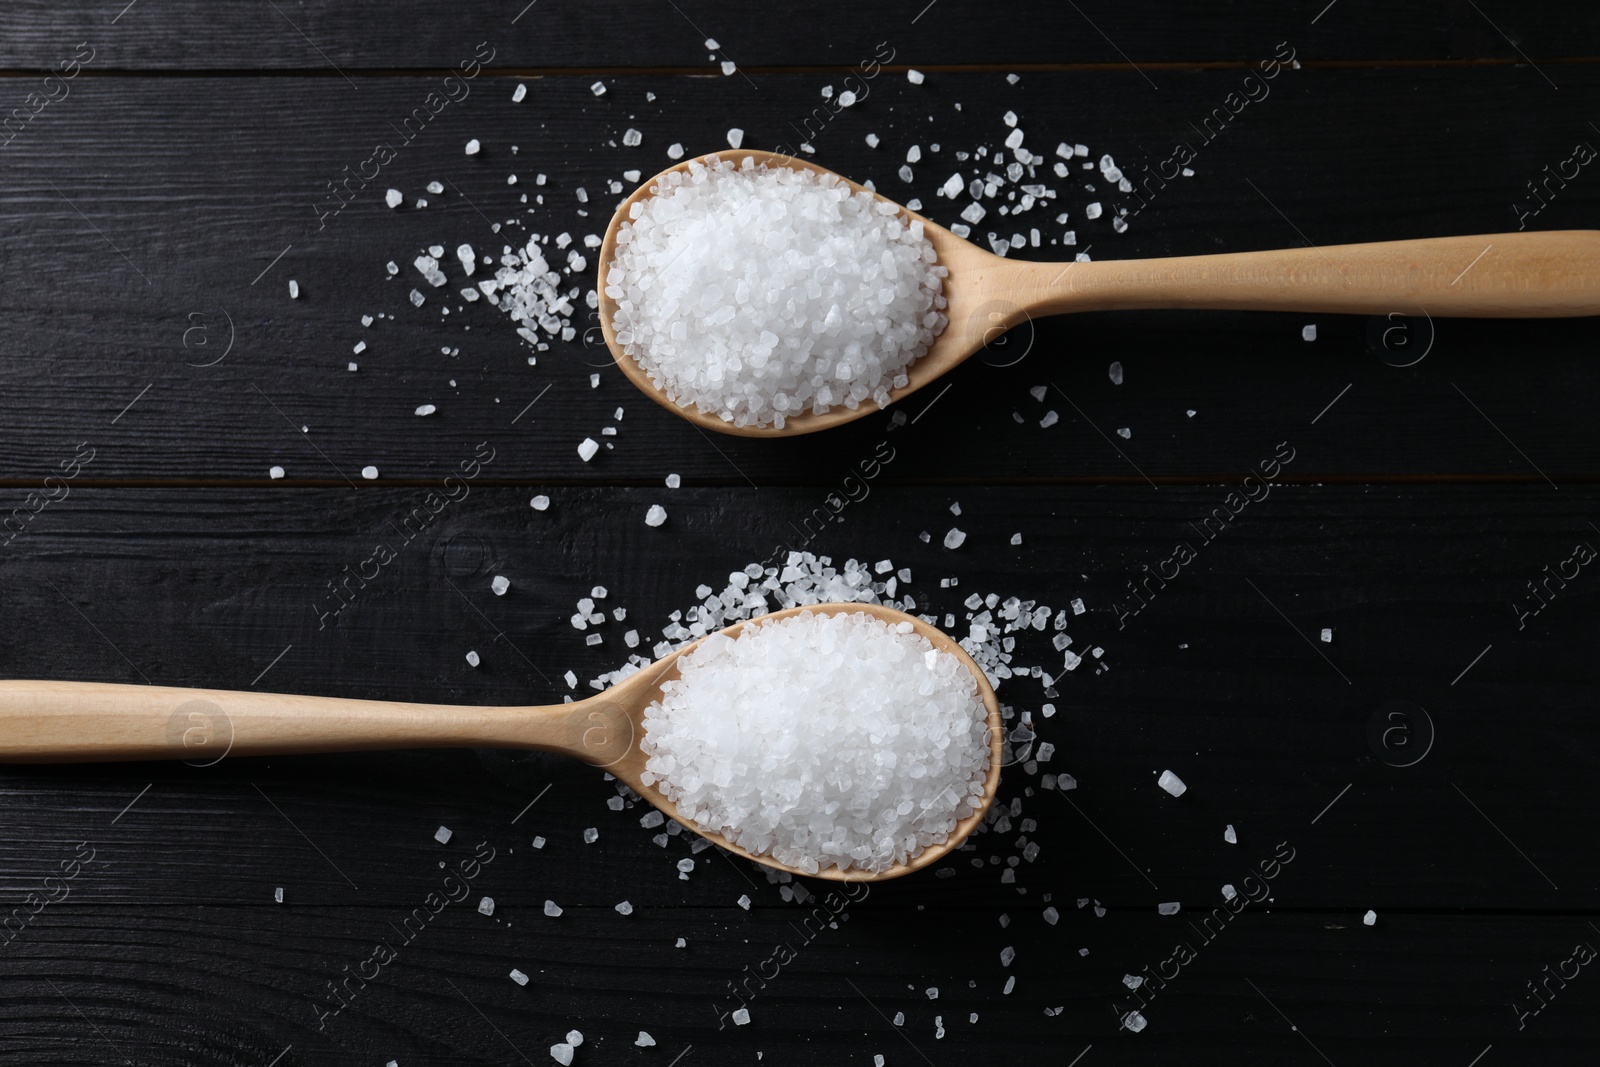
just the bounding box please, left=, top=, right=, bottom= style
left=2, top=2, right=1598, bottom=1064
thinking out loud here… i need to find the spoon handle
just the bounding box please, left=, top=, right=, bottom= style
left=0, top=680, right=584, bottom=762
left=1030, top=230, right=1600, bottom=317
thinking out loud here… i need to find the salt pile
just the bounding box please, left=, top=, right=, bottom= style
left=607, top=156, right=948, bottom=429
left=639, top=610, right=990, bottom=874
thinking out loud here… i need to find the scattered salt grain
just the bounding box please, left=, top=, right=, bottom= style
left=726, top=127, right=744, bottom=148
left=1320, top=627, right=1333, bottom=643
left=544, top=899, right=563, bottom=917
left=645, top=504, right=668, bottom=527
left=465, top=650, right=480, bottom=667
left=737, top=894, right=752, bottom=910
left=415, top=404, right=436, bottom=416
left=583, top=827, right=599, bottom=844
left=531, top=495, right=551, bottom=511
left=578, top=438, right=600, bottom=462
left=492, top=575, right=510, bottom=596
left=615, top=900, right=633, bottom=915
left=1108, top=361, right=1123, bottom=385
left=1224, top=824, right=1238, bottom=844
left=268, top=466, right=284, bottom=480
left=1157, top=769, right=1187, bottom=797
left=732, top=1007, right=751, bottom=1025
left=478, top=896, right=495, bottom=916
left=1303, top=324, right=1318, bottom=342
left=907, top=69, right=925, bottom=84
left=666, top=473, right=681, bottom=488
left=1124, top=1011, right=1147, bottom=1033
left=944, top=528, right=967, bottom=549
left=636, top=1032, right=655, bottom=1047
left=550, top=1043, right=574, bottom=1066
left=288, top=279, right=299, bottom=299
left=1039, top=411, right=1059, bottom=429
left=465, top=138, right=480, bottom=156
left=1158, top=901, right=1181, bottom=915
left=434, top=825, right=453, bottom=844
left=385, top=189, right=402, bottom=209
left=510, top=968, right=529, bottom=985
left=1364, top=909, right=1377, bottom=926
left=361, top=466, right=379, bottom=480
left=512, top=83, right=527, bottom=102
left=274, top=886, right=283, bottom=903
left=590, top=81, right=606, bottom=96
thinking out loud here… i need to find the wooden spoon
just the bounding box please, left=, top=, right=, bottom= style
left=0, top=602, right=1002, bottom=883
left=599, top=149, right=1600, bottom=438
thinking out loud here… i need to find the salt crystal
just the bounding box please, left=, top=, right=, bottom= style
left=434, top=825, right=453, bottom=844
left=288, top=279, right=299, bottom=299
left=1108, top=361, right=1124, bottom=385
left=385, top=189, right=402, bottom=209
left=491, top=575, right=510, bottom=596
left=1157, top=769, right=1186, bottom=797
left=1124, top=1011, right=1147, bottom=1033
left=943, top=528, right=967, bottom=549
left=732, top=1007, right=750, bottom=1025
left=616, top=900, right=633, bottom=915
left=510, top=968, right=529, bottom=985
left=668, top=143, right=685, bottom=159
left=926, top=987, right=939, bottom=1000
left=1085, top=202, right=1102, bottom=220
left=590, top=81, right=606, bottom=96
left=532, top=836, right=546, bottom=848
left=1043, top=906, right=1059, bottom=925
left=577, top=438, right=599, bottom=462
left=636, top=1032, right=655, bottom=1047
left=361, top=466, right=379, bottom=480
left=531, top=495, right=550, bottom=511
left=1303, top=324, right=1318, bottom=342
left=465, top=650, right=480, bottom=667
left=1320, top=627, right=1333, bottom=643
left=512, top=83, right=527, bottom=102
left=1158, top=901, right=1181, bottom=915
left=550, top=1043, right=574, bottom=1065
left=1116, top=427, right=1131, bottom=439
left=838, top=91, right=857, bottom=107
left=544, top=899, right=563, bottom=917
left=274, top=886, right=283, bottom=903
left=268, top=466, right=284, bottom=480
left=720, top=60, right=737, bottom=76
left=1225, top=824, right=1237, bottom=844
left=415, top=404, right=436, bottom=416
left=645, top=504, right=667, bottom=527
left=666, top=473, right=681, bottom=488
left=566, top=1031, right=583, bottom=1048
left=726, top=127, right=744, bottom=148
left=1000, top=945, right=1016, bottom=966
left=623, top=127, right=642, bottom=147
left=1364, top=909, right=1377, bottom=926
left=583, top=827, right=599, bottom=844
left=1039, top=411, right=1059, bottom=429
left=737, top=894, right=751, bottom=910
left=478, top=896, right=495, bottom=916
left=907, top=69, right=925, bottom=84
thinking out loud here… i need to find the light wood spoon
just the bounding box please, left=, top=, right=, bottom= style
left=0, top=603, right=1002, bottom=883
left=599, top=149, right=1600, bottom=438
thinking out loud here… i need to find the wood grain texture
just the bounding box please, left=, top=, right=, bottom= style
left=1, top=1, right=1596, bottom=70
left=1, top=68, right=1598, bottom=481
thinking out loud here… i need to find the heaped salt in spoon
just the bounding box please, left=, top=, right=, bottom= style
left=599, top=150, right=1600, bottom=438
left=0, top=603, right=1002, bottom=882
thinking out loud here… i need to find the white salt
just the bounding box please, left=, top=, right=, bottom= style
left=1363, top=909, right=1377, bottom=926
left=726, top=127, right=744, bottom=148
left=512, top=83, right=526, bottom=102
left=1108, top=361, right=1123, bottom=385
left=637, top=1032, right=655, bottom=1047
left=666, top=473, right=681, bottom=488
left=478, top=896, right=495, bottom=915
left=434, top=825, right=452, bottom=844
left=492, top=575, right=510, bottom=596
left=1320, top=627, right=1333, bottom=643
left=268, top=466, right=284, bottom=479
left=615, top=900, right=633, bottom=915
left=640, top=610, right=989, bottom=874
left=415, top=404, right=436, bottom=416
left=1224, top=823, right=1237, bottom=844
left=361, top=466, right=378, bottom=480
left=578, top=438, right=599, bottom=462
left=385, top=189, right=402, bottom=209
left=550, top=1043, right=573, bottom=1066
left=510, top=968, right=529, bottom=985
left=465, top=139, right=480, bottom=156
left=607, top=157, right=947, bottom=429
left=907, top=69, right=925, bottom=84
left=1303, top=323, right=1318, bottom=342
left=288, top=279, right=299, bottom=299
left=544, top=899, right=563, bottom=917
left=645, top=504, right=667, bottom=527
left=590, top=81, right=606, bottom=96
left=732, top=1007, right=751, bottom=1026
left=465, top=650, right=480, bottom=668
left=1158, top=901, right=1181, bottom=915
left=944, top=528, right=966, bottom=549
left=1157, top=769, right=1186, bottom=797
left=531, top=495, right=550, bottom=511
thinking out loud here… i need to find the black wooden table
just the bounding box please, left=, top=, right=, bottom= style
left=3, top=3, right=1598, bottom=1063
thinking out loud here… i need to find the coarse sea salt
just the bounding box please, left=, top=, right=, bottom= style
left=607, top=157, right=948, bottom=429
left=640, top=610, right=990, bottom=874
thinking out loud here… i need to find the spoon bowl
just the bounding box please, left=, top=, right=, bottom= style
left=599, top=150, right=1600, bottom=437
left=0, top=602, right=1002, bottom=883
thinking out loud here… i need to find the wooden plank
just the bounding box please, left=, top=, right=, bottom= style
left=3, top=67, right=1597, bottom=483
left=1, top=484, right=1595, bottom=913
left=1, top=905, right=1594, bottom=1063
left=1, top=1, right=1597, bottom=70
